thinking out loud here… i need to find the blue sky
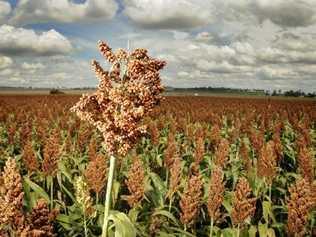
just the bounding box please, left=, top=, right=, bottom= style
left=0, top=0, right=316, bottom=92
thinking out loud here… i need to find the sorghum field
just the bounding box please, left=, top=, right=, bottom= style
left=0, top=95, right=315, bottom=237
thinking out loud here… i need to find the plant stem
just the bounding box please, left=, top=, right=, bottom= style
left=101, top=155, right=116, bottom=237
left=209, top=218, right=214, bottom=237
left=168, top=196, right=173, bottom=212
left=50, top=176, right=53, bottom=209
left=83, top=211, right=88, bottom=237
left=165, top=169, right=169, bottom=187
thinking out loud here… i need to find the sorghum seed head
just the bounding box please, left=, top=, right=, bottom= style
left=180, top=173, right=203, bottom=226
left=231, top=177, right=256, bottom=226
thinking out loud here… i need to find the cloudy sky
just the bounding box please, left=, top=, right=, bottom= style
left=0, top=0, right=316, bottom=92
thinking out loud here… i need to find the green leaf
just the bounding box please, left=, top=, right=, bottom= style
left=56, top=214, right=72, bottom=230
left=152, top=210, right=179, bottom=226
left=56, top=173, right=76, bottom=202
left=220, top=228, right=234, bottom=237
left=112, top=180, right=121, bottom=206
left=58, top=162, right=73, bottom=181
left=267, top=229, right=276, bottom=237
left=258, top=223, right=268, bottom=237
left=222, top=191, right=233, bottom=214
left=168, top=227, right=196, bottom=237
left=24, top=177, right=50, bottom=203
left=262, top=201, right=270, bottom=223
left=128, top=208, right=139, bottom=223
left=157, top=232, right=174, bottom=237
left=249, top=225, right=257, bottom=237
left=23, top=179, right=32, bottom=211
left=263, top=201, right=276, bottom=223
left=108, top=211, right=136, bottom=237
left=149, top=172, right=167, bottom=194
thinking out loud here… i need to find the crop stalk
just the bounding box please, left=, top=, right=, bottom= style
left=236, top=224, right=240, bottom=237
left=83, top=212, right=88, bottom=237
left=269, top=184, right=272, bottom=202
left=101, top=155, right=116, bottom=237
left=209, top=218, right=214, bottom=237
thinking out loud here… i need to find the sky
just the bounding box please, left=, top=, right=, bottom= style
left=0, top=0, right=316, bottom=92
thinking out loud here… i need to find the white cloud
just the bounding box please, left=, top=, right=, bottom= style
left=177, top=71, right=190, bottom=77
left=196, top=60, right=237, bottom=74
left=0, top=1, right=11, bottom=24
left=0, top=25, right=73, bottom=56
left=0, top=68, right=13, bottom=76
left=0, top=55, right=13, bottom=69
left=122, top=0, right=316, bottom=30
left=0, top=56, right=95, bottom=88
left=213, top=0, right=316, bottom=28
left=195, top=32, right=214, bottom=43
left=257, top=47, right=316, bottom=64
left=10, top=0, right=118, bottom=25
left=256, top=66, right=299, bottom=80
left=126, top=29, right=316, bottom=92
left=124, top=0, right=214, bottom=29
left=253, top=0, right=316, bottom=27
left=274, top=32, right=316, bottom=52
left=21, top=62, right=46, bottom=74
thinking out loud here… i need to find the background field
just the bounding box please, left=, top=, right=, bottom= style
left=0, top=94, right=315, bottom=236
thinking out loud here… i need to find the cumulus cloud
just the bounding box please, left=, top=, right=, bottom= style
left=0, top=55, right=13, bottom=69
left=123, top=0, right=316, bottom=30
left=214, top=0, right=316, bottom=28
left=0, top=68, right=13, bottom=76
left=126, top=29, right=316, bottom=92
left=0, top=25, right=73, bottom=56
left=273, top=32, right=316, bottom=52
left=0, top=1, right=11, bottom=24
left=124, top=0, right=214, bottom=29
left=196, top=60, right=237, bottom=74
left=256, top=66, right=299, bottom=80
left=0, top=56, right=95, bottom=88
left=10, top=0, right=118, bottom=25
left=195, top=32, right=215, bottom=43
left=21, top=62, right=46, bottom=73
left=253, top=0, right=316, bottom=27
left=1, top=0, right=315, bottom=92
left=257, top=32, right=316, bottom=64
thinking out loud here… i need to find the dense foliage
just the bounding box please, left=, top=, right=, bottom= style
left=0, top=95, right=315, bottom=236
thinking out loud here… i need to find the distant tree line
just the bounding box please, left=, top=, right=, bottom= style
left=270, top=89, right=316, bottom=98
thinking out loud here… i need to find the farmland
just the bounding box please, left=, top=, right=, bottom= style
left=0, top=94, right=315, bottom=236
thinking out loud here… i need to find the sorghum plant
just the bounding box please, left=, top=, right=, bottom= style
left=286, top=178, right=314, bottom=236
left=180, top=173, right=203, bottom=228
left=164, top=132, right=177, bottom=169
left=297, top=146, right=314, bottom=183
left=71, top=41, right=166, bottom=237
left=239, top=140, right=252, bottom=172
left=214, top=138, right=230, bottom=168
left=0, top=159, right=24, bottom=234
left=207, top=166, right=225, bottom=236
left=231, top=177, right=256, bottom=234
left=71, top=41, right=166, bottom=156
left=42, top=129, right=60, bottom=177
left=22, top=140, right=39, bottom=172
left=75, top=176, right=94, bottom=237
left=0, top=87, right=315, bottom=236
left=258, top=141, right=277, bottom=185
left=24, top=199, right=58, bottom=237
left=84, top=154, right=107, bottom=194
left=123, top=157, right=145, bottom=208
left=166, top=152, right=182, bottom=200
